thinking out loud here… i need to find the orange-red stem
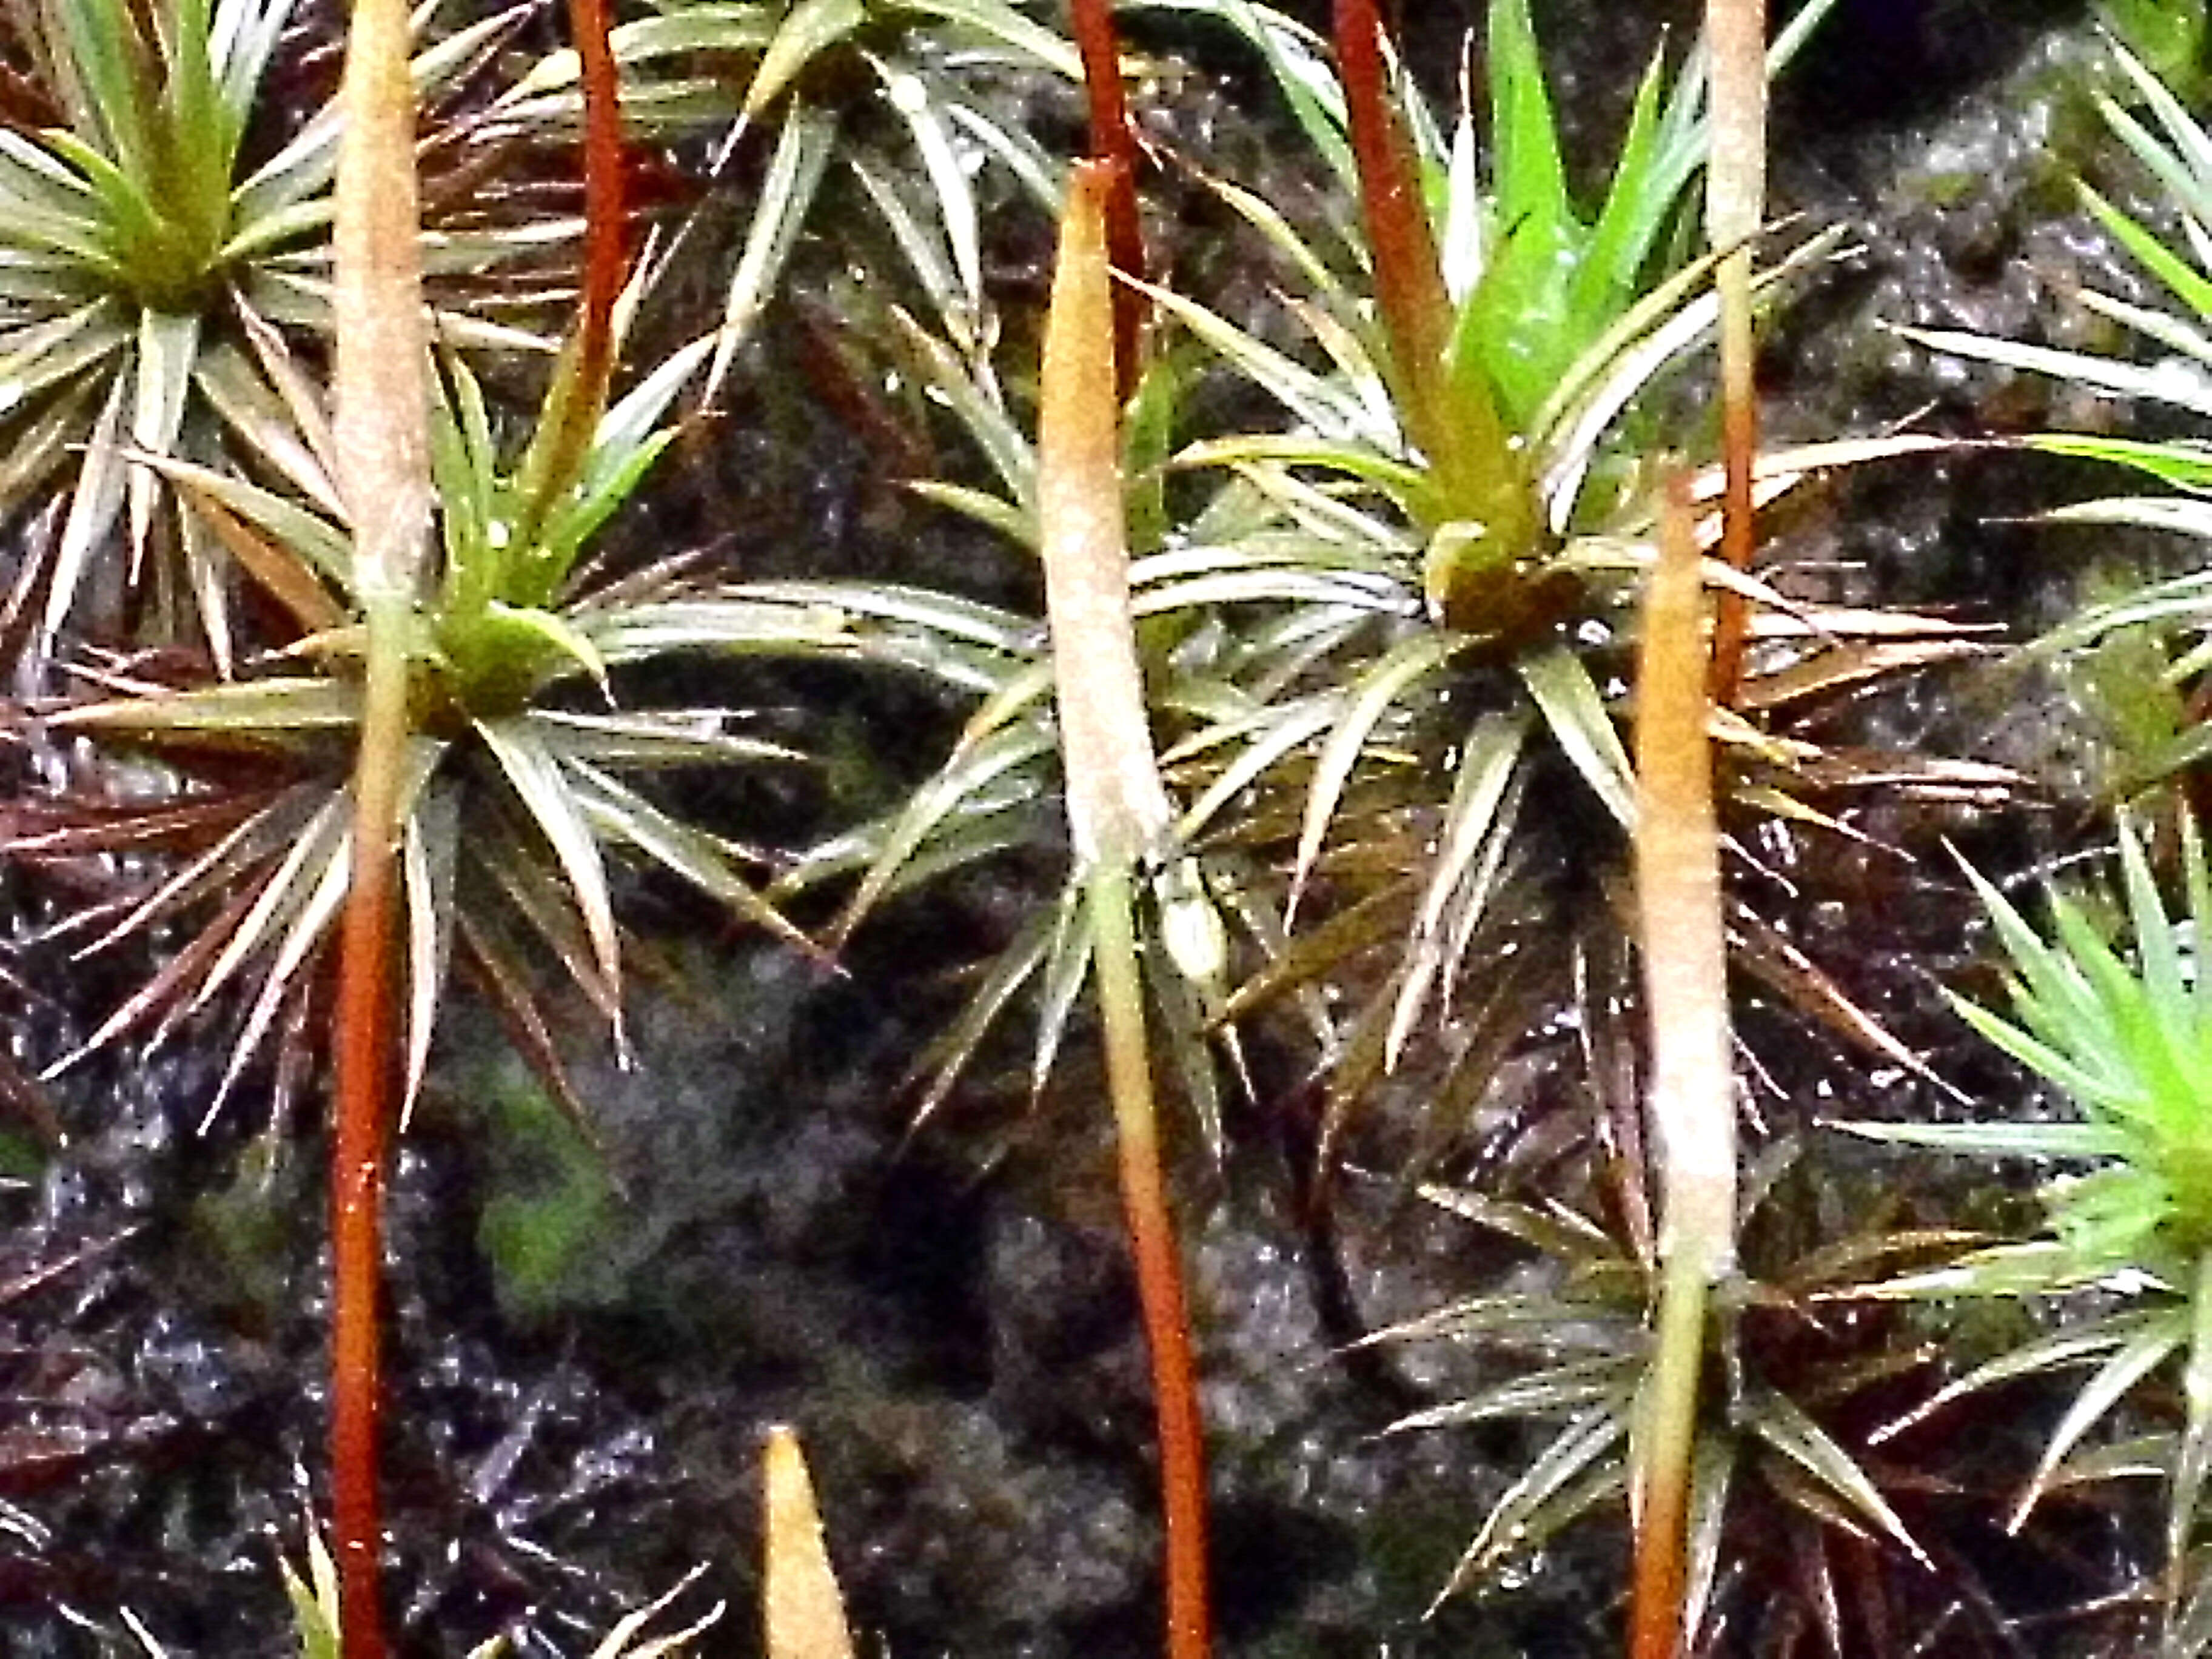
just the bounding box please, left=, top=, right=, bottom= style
left=569, top=0, right=626, bottom=405
left=1071, top=0, right=1147, bottom=397
left=1705, top=283, right=1760, bottom=704
left=1122, top=1147, right=1209, bottom=1659
left=331, top=777, right=400, bottom=1659
left=1332, top=0, right=1451, bottom=456
left=1091, top=867, right=1210, bottom=1659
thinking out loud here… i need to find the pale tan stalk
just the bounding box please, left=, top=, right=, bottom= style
left=333, top=0, right=429, bottom=601
left=764, top=1427, right=857, bottom=1659
left=1042, top=172, right=1172, bottom=870
left=1628, top=472, right=1735, bottom=1659
left=1041, top=162, right=1211, bottom=1659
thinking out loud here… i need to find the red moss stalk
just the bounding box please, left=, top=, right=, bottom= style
left=1703, top=0, right=1768, bottom=705
left=1093, top=866, right=1210, bottom=1659
left=1071, top=0, right=1147, bottom=398
left=329, top=659, right=407, bottom=1659
left=1332, top=0, right=1452, bottom=458
left=571, top=0, right=627, bottom=402
left=513, top=0, right=629, bottom=549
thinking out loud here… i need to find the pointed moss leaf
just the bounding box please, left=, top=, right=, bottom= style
left=54, top=784, right=323, bottom=981
left=141, top=450, right=354, bottom=588
left=2036, top=565, right=2212, bottom=657
left=711, top=99, right=837, bottom=395
left=886, top=307, right=1036, bottom=514
left=529, top=708, right=797, bottom=769
left=907, top=480, right=1033, bottom=546
left=746, top=0, right=866, bottom=115
left=1578, top=42, right=1671, bottom=318
left=1741, top=1387, right=1931, bottom=1566
left=1172, top=434, right=1429, bottom=503
left=475, top=717, right=624, bottom=1003
left=848, top=146, right=968, bottom=328
left=184, top=788, right=348, bottom=1025
left=1389, top=1356, right=1638, bottom=1433
left=1368, top=1290, right=1640, bottom=1349
left=1680, top=1429, right=1735, bottom=1650
left=1734, top=908, right=1955, bottom=1090
left=877, top=57, right=981, bottom=324
left=1419, top=1182, right=1620, bottom=1261
left=1951, top=849, right=2103, bottom=1031
left=2013, top=1315, right=2189, bottom=1530
left=192, top=344, right=343, bottom=520
left=206, top=813, right=352, bottom=1126
left=38, top=371, right=127, bottom=659
left=1134, top=276, right=1396, bottom=450
left=1140, top=917, right=1228, bottom=1159
left=1871, top=1306, right=2182, bottom=1444
left=834, top=723, right=1058, bottom=947
left=53, top=675, right=364, bottom=734
left=2082, top=181, right=2212, bottom=321
left=1290, top=629, right=1461, bottom=917
left=1518, top=646, right=1634, bottom=828
left=1412, top=712, right=1529, bottom=948
left=1187, top=167, right=1347, bottom=309
left=1390, top=717, right=1526, bottom=1064
left=906, top=900, right=1057, bottom=1129
left=1286, top=294, right=1397, bottom=433
left=1175, top=694, right=1336, bottom=843
left=474, top=822, right=622, bottom=1028
left=587, top=1566, right=720, bottom=1659
left=130, top=309, right=201, bottom=559
left=2174, top=1252, right=2212, bottom=1565
left=400, top=765, right=459, bottom=1130
left=1899, top=323, right=2212, bottom=420
left=592, top=332, right=717, bottom=468
left=484, top=601, right=610, bottom=690
left=2031, top=1432, right=2172, bottom=1492
left=898, top=0, right=1081, bottom=75
left=2100, top=45, right=2212, bottom=226
left=2043, top=495, right=2212, bottom=543
left=2021, top=433, right=2212, bottom=491
left=1836, top=1116, right=2136, bottom=1161
left=278, top=1540, right=341, bottom=1659
left=1540, top=238, right=1843, bottom=528
left=1133, top=565, right=1410, bottom=616
left=1023, top=882, right=1095, bottom=1105
left=562, top=756, right=817, bottom=959
left=2080, top=286, right=2212, bottom=370
left=1438, top=1410, right=1628, bottom=1604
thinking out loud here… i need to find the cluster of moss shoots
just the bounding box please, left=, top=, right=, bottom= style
left=21, top=0, right=2212, bottom=1655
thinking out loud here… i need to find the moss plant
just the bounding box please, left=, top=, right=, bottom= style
left=1385, top=1136, right=1956, bottom=1649
left=126, top=1520, right=720, bottom=1659
left=1902, top=39, right=2212, bottom=799
left=10, top=0, right=2200, bottom=1647
left=492, top=0, right=1079, bottom=382
left=1845, top=814, right=2212, bottom=1631
left=0, top=0, right=549, bottom=675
